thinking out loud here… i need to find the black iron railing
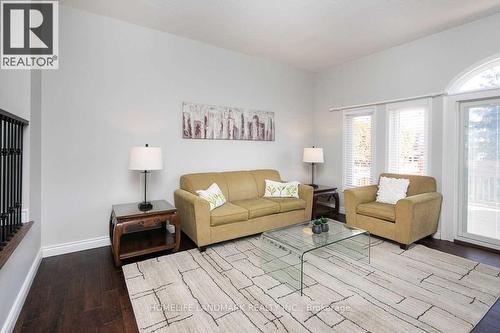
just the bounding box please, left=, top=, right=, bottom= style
left=0, top=109, right=28, bottom=250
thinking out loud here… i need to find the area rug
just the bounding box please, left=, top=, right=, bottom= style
left=123, top=236, right=500, bottom=332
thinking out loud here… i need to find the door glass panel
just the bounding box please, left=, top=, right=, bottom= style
left=464, top=100, right=500, bottom=242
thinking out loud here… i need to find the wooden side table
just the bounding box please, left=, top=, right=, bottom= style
left=312, top=185, right=340, bottom=219
left=109, top=200, right=180, bottom=266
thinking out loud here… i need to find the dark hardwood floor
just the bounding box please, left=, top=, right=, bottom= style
left=14, top=219, right=500, bottom=333
left=13, top=233, right=197, bottom=333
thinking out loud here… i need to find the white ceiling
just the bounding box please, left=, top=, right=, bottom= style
left=61, top=0, right=500, bottom=71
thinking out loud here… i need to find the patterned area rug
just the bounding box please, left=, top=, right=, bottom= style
left=123, top=236, right=500, bottom=332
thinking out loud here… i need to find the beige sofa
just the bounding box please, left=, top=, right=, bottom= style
left=174, top=169, right=313, bottom=250
left=344, top=173, right=442, bottom=249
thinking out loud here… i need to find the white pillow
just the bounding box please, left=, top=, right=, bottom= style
left=196, top=183, right=226, bottom=210
left=264, top=179, right=300, bottom=198
left=376, top=177, right=410, bottom=204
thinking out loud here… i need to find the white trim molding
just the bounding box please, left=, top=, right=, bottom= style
left=1, top=250, right=42, bottom=333
left=441, top=88, right=500, bottom=243
left=42, top=236, right=110, bottom=258
left=329, top=92, right=444, bottom=112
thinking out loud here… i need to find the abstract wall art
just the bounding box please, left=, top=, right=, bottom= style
left=182, top=102, right=275, bottom=141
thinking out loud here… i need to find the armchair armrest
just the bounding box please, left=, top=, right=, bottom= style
left=344, top=185, right=378, bottom=226
left=395, top=192, right=443, bottom=244
left=174, top=189, right=211, bottom=247
left=298, top=184, right=314, bottom=220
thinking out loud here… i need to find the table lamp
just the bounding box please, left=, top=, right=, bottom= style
left=129, top=144, right=163, bottom=211
left=303, top=146, right=324, bottom=189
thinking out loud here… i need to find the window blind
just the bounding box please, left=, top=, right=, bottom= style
left=343, top=108, right=375, bottom=188
left=387, top=99, right=430, bottom=175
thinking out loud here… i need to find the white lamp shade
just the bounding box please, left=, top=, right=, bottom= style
left=129, top=146, right=163, bottom=171
left=303, top=147, right=324, bottom=163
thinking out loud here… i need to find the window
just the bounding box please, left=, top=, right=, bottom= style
left=387, top=99, right=430, bottom=175
left=343, top=108, right=376, bottom=188
left=449, top=58, right=500, bottom=93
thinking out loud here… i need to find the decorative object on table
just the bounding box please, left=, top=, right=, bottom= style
left=196, top=183, right=227, bottom=210
left=312, top=185, right=339, bottom=218
left=312, top=219, right=322, bottom=234
left=182, top=102, right=275, bottom=141
left=320, top=216, right=329, bottom=232
left=128, top=144, right=163, bottom=211
left=263, top=179, right=300, bottom=198
left=303, top=146, right=324, bottom=188
left=109, top=200, right=179, bottom=266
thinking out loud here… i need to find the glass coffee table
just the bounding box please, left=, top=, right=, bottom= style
left=260, top=219, right=370, bottom=295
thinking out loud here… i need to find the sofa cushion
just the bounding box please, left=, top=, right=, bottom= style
left=357, top=202, right=395, bottom=222
left=266, top=197, right=306, bottom=213
left=180, top=172, right=229, bottom=198
left=223, top=171, right=259, bottom=201
left=210, top=203, right=249, bottom=227
left=251, top=169, right=282, bottom=196
left=232, top=198, right=280, bottom=219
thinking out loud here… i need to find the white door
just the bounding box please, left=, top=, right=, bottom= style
left=459, top=98, right=500, bottom=248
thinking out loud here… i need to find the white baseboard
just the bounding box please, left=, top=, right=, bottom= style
left=1, top=250, right=42, bottom=333
left=42, top=236, right=110, bottom=258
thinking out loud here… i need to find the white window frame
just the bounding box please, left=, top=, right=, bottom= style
left=386, top=98, right=432, bottom=176
left=441, top=86, right=500, bottom=249
left=457, top=97, right=500, bottom=249
left=448, top=56, right=500, bottom=94
left=342, top=107, right=376, bottom=189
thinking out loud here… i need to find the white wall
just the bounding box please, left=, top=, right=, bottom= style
left=313, top=12, right=500, bottom=218
left=0, top=71, right=31, bottom=121
left=0, top=70, right=42, bottom=332
left=41, top=6, right=314, bottom=247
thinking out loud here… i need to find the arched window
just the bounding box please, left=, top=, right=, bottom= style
left=449, top=58, right=500, bottom=93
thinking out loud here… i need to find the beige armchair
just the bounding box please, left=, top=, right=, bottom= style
left=344, top=173, right=442, bottom=249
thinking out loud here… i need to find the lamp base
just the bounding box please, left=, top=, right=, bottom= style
left=138, top=201, right=153, bottom=211
left=308, top=184, right=319, bottom=189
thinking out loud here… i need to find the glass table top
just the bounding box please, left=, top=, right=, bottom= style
left=261, top=218, right=368, bottom=254
left=112, top=200, right=176, bottom=218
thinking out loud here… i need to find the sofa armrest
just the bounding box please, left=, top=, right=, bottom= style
left=395, top=192, right=443, bottom=244
left=174, top=189, right=211, bottom=247
left=344, top=185, right=378, bottom=226
left=298, top=184, right=314, bottom=220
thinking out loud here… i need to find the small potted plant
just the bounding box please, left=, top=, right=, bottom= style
left=312, top=219, right=322, bottom=234
left=320, top=217, right=329, bottom=232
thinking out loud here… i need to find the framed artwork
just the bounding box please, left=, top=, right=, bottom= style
left=182, top=102, right=275, bottom=141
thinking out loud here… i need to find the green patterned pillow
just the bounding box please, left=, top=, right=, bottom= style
left=196, top=183, right=226, bottom=210
left=264, top=179, right=300, bottom=198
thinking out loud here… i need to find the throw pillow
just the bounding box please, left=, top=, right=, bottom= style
left=264, top=179, right=300, bottom=198
left=376, top=176, right=410, bottom=204
left=196, top=183, right=226, bottom=210
left=264, top=179, right=283, bottom=197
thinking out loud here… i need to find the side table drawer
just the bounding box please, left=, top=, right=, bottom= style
left=123, top=216, right=165, bottom=233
